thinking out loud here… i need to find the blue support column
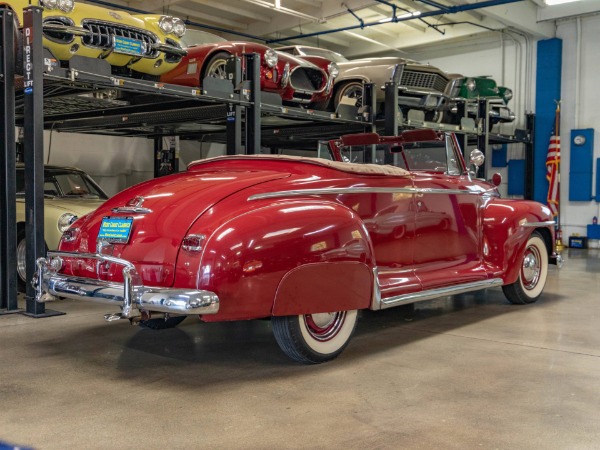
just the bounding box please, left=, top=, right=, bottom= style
left=533, top=38, right=562, bottom=204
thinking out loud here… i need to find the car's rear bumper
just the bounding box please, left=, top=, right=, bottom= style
left=34, top=251, right=219, bottom=318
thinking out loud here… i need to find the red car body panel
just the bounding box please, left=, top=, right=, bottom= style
left=46, top=130, right=555, bottom=332
left=160, top=41, right=333, bottom=105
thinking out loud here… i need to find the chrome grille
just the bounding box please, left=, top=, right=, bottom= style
left=401, top=70, right=448, bottom=92
left=81, top=20, right=159, bottom=58
left=290, top=67, right=325, bottom=92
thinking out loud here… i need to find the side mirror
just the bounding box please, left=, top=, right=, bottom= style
left=469, top=149, right=485, bottom=167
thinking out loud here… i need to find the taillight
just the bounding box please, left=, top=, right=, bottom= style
left=61, top=227, right=80, bottom=243
left=182, top=234, right=205, bottom=253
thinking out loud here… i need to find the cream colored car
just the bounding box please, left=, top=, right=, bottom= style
left=16, top=164, right=107, bottom=291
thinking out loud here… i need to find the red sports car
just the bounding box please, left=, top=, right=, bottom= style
left=34, top=129, right=561, bottom=364
left=160, top=29, right=338, bottom=106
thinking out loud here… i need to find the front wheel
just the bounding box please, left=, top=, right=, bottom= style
left=203, top=51, right=231, bottom=80
left=272, top=310, right=358, bottom=364
left=334, top=81, right=364, bottom=111
left=502, top=232, right=549, bottom=304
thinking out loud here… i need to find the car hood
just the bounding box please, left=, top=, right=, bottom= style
left=62, top=168, right=289, bottom=287
left=16, top=197, right=105, bottom=216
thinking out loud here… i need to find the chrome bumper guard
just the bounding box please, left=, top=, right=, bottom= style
left=42, top=24, right=187, bottom=58
left=34, top=251, right=219, bottom=318
left=550, top=253, right=564, bottom=269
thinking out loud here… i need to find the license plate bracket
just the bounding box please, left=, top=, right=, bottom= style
left=98, top=216, right=134, bottom=244
left=113, top=36, right=144, bottom=56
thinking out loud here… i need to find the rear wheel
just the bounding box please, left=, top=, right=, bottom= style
left=16, top=227, right=27, bottom=293
left=16, top=226, right=47, bottom=293
left=502, top=232, right=549, bottom=304
left=272, top=310, right=358, bottom=364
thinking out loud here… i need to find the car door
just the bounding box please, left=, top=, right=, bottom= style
left=409, top=135, right=489, bottom=290
left=337, top=144, right=420, bottom=298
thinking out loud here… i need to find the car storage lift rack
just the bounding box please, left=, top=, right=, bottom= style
left=1, top=6, right=532, bottom=316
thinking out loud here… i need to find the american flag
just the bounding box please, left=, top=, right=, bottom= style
left=545, top=130, right=560, bottom=217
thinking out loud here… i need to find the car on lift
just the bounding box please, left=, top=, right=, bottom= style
left=16, top=164, right=107, bottom=292
left=444, top=75, right=515, bottom=128
left=34, top=128, right=561, bottom=364
left=160, top=29, right=338, bottom=106
left=277, top=45, right=450, bottom=119
left=5, top=0, right=187, bottom=78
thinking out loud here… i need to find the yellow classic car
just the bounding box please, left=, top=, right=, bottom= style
left=16, top=164, right=108, bottom=291
left=4, top=0, right=187, bottom=78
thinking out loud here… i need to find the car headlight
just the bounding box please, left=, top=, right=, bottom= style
left=465, top=78, right=476, bottom=92
left=172, top=18, right=186, bottom=37
left=57, top=0, right=74, bottom=13
left=41, top=0, right=58, bottom=9
left=264, top=48, right=278, bottom=68
left=328, top=62, right=339, bottom=79
left=503, top=88, right=513, bottom=102
left=58, top=213, right=78, bottom=233
left=159, top=16, right=174, bottom=34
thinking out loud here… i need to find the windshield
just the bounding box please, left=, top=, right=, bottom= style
left=338, top=134, right=462, bottom=175
left=16, top=168, right=108, bottom=199
left=181, top=29, right=227, bottom=47
left=290, top=46, right=349, bottom=63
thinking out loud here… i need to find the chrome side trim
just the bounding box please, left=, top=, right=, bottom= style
left=376, top=278, right=504, bottom=310
left=248, top=186, right=483, bottom=201
left=522, top=221, right=556, bottom=228
left=34, top=251, right=219, bottom=317
left=111, top=206, right=153, bottom=214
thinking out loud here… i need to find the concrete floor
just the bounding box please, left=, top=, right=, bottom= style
left=1, top=249, right=599, bottom=449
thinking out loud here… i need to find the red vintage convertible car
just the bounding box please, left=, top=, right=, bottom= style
left=160, top=29, right=338, bottom=106
left=34, top=129, right=561, bottom=364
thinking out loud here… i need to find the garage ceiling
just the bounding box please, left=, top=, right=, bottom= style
left=117, top=0, right=597, bottom=58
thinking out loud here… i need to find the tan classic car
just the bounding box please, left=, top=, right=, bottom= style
left=277, top=45, right=450, bottom=120
left=16, top=164, right=107, bottom=291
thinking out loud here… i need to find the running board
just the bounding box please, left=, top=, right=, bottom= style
left=379, top=278, right=504, bottom=310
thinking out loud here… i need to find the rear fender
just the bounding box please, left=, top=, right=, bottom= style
left=180, top=199, right=375, bottom=321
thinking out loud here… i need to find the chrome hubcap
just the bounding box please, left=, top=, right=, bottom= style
left=17, top=238, right=26, bottom=282
left=342, top=85, right=363, bottom=108
left=304, top=312, right=346, bottom=342
left=521, top=246, right=541, bottom=290
left=208, top=60, right=227, bottom=79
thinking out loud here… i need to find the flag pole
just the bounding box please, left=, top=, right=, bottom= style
left=554, top=99, right=563, bottom=252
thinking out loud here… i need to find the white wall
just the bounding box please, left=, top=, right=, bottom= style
left=41, top=132, right=227, bottom=197
left=410, top=30, right=534, bottom=199
left=557, top=15, right=600, bottom=240
left=43, top=131, right=154, bottom=197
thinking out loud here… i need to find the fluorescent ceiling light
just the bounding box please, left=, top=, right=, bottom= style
left=243, top=0, right=321, bottom=21
left=378, top=11, right=422, bottom=23
left=545, top=0, right=579, bottom=4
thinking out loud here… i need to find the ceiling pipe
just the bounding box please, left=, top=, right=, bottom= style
left=267, top=0, right=525, bottom=44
